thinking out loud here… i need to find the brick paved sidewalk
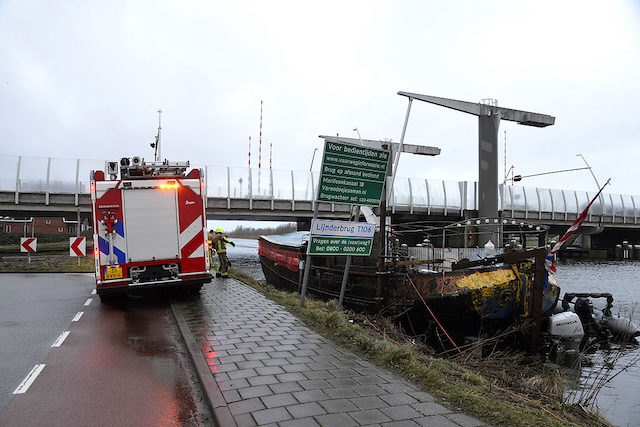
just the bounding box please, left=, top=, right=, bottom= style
left=172, top=278, right=490, bottom=427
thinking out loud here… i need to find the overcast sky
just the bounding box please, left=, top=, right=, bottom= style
left=2, top=0, right=639, bottom=214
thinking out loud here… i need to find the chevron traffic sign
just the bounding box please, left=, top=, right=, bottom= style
left=69, top=237, right=86, bottom=257
left=20, top=237, right=37, bottom=253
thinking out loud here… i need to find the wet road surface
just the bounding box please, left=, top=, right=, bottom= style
left=0, top=272, right=95, bottom=411
left=0, top=273, right=213, bottom=427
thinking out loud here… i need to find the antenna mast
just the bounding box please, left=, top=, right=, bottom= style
left=156, top=109, right=162, bottom=162
left=248, top=136, right=251, bottom=168
left=152, top=109, right=162, bottom=162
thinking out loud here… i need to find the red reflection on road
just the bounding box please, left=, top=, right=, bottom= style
left=202, top=349, right=218, bottom=372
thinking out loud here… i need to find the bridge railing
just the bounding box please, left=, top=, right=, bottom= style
left=1, top=154, right=639, bottom=225
left=204, top=166, right=318, bottom=201
left=390, top=178, right=476, bottom=214
left=501, top=185, right=639, bottom=224
left=0, top=155, right=107, bottom=197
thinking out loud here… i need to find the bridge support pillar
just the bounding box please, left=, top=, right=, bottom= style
left=478, top=113, right=500, bottom=247
left=297, top=219, right=311, bottom=231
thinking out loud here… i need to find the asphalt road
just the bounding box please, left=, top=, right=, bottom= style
left=0, top=273, right=213, bottom=426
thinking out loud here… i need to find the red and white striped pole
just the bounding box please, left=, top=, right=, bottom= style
left=259, top=100, right=263, bottom=170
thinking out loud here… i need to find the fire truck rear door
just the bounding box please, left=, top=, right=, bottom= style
left=122, top=188, right=180, bottom=262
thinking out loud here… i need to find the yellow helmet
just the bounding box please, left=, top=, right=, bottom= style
left=215, top=227, right=224, bottom=234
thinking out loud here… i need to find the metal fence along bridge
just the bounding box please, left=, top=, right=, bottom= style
left=1, top=155, right=640, bottom=233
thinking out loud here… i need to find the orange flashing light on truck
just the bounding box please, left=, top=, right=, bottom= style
left=90, top=156, right=211, bottom=301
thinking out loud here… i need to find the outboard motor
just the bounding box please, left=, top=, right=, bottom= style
left=548, top=312, right=585, bottom=348
left=547, top=311, right=584, bottom=366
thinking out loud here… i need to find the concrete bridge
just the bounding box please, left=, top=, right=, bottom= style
left=1, top=154, right=640, bottom=251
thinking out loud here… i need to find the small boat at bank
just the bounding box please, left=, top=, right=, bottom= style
left=560, top=293, right=640, bottom=342
left=258, top=219, right=562, bottom=344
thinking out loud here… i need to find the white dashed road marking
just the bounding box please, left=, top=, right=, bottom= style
left=13, top=364, right=46, bottom=394
left=51, top=331, right=70, bottom=347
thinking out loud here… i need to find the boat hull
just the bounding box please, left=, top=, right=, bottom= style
left=258, top=233, right=561, bottom=339
left=403, top=264, right=560, bottom=340
left=258, top=232, right=382, bottom=307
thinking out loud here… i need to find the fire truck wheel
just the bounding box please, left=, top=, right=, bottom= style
left=175, top=285, right=202, bottom=298
left=98, top=293, right=124, bottom=303
left=186, top=285, right=203, bottom=294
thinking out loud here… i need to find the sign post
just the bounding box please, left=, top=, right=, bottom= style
left=316, top=140, right=389, bottom=206
left=21, top=218, right=36, bottom=263
left=299, top=139, right=390, bottom=307
left=77, top=208, right=81, bottom=265
left=70, top=237, right=86, bottom=257
left=308, top=219, right=375, bottom=256
left=20, top=237, right=37, bottom=253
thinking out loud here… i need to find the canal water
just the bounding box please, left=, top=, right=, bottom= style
left=228, top=238, right=640, bottom=427
left=554, top=259, right=640, bottom=427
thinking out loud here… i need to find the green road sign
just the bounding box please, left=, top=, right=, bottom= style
left=311, top=219, right=375, bottom=239
left=317, top=140, right=389, bottom=207
left=309, top=236, right=373, bottom=256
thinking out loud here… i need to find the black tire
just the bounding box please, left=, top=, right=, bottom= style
left=98, top=292, right=125, bottom=303
left=98, top=293, right=113, bottom=303
left=175, top=284, right=203, bottom=299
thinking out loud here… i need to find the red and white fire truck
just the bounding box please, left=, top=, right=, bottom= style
left=90, top=156, right=211, bottom=301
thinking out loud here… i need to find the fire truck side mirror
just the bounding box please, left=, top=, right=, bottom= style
left=120, top=157, right=131, bottom=167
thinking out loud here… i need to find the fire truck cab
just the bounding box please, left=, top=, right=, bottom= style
left=90, top=156, right=211, bottom=301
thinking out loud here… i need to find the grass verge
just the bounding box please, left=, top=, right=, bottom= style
left=0, top=252, right=94, bottom=272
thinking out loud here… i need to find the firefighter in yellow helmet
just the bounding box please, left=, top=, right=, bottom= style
left=211, top=227, right=235, bottom=277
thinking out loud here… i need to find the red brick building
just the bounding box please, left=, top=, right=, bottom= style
left=1, top=217, right=90, bottom=234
